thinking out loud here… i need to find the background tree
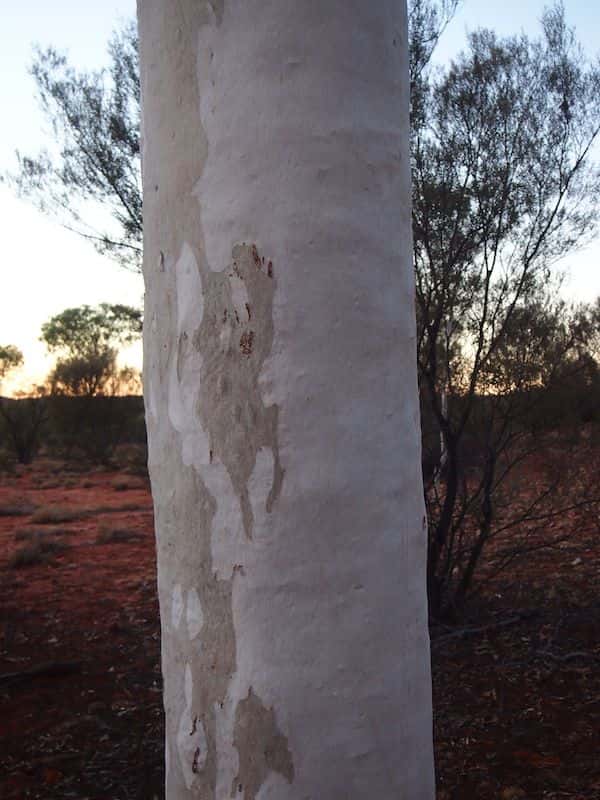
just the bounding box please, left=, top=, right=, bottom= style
left=0, top=345, right=24, bottom=382
left=7, top=22, right=142, bottom=270
left=41, top=303, right=142, bottom=397
left=410, top=2, right=600, bottom=617
left=38, top=304, right=142, bottom=463
left=409, top=0, right=459, bottom=120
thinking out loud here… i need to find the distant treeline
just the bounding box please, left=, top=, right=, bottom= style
left=421, top=366, right=600, bottom=484
left=0, top=394, right=146, bottom=468
left=1, top=367, right=599, bottom=473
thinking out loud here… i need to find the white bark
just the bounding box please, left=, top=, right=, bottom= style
left=138, top=1, right=435, bottom=798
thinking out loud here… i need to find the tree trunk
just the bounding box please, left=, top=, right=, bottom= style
left=138, top=1, right=434, bottom=797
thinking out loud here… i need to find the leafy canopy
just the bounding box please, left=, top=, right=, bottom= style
left=41, top=304, right=142, bottom=397
left=41, top=303, right=142, bottom=359
left=0, top=346, right=24, bottom=380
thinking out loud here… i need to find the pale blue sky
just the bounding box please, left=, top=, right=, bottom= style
left=436, top=0, right=600, bottom=60
left=1, top=0, right=599, bottom=393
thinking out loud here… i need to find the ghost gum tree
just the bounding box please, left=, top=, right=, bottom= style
left=138, top=1, right=434, bottom=798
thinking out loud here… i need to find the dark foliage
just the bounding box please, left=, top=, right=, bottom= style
left=411, top=1, right=600, bottom=617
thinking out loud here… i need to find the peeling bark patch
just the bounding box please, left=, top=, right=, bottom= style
left=196, top=243, right=284, bottom=538
left=231, top=688, right=294, bottom=799
left=187, top=564, right=236, bottom=796
left=162, top=469, right=237, bottom=798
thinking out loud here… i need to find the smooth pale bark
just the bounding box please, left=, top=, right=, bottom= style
left=138, top=1, right=434, bottom=798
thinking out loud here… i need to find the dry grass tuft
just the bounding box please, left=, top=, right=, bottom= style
left=30, top=506, right=82, bottom=524
left=88, top=502, right=146, bottom=515
left=14, top=526, right=72, bottom=542
left=0, top=501, right=36, bottom=518
left=111, top=477, right=145, bottom=492
left=96, top=525, right=140, bottom=544
left=9, top=538, right=71, bottom=569
left=34, top=479, right=63, bottom=490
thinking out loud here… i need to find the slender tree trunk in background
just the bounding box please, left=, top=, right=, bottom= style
left=138, top=1, right=434, bottom=797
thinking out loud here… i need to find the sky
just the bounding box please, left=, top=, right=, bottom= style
left=1, top=0, right=599, bottom=394
left=0, top=0, right=139, bottom=395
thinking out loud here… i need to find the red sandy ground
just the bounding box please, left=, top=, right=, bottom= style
left=0, top=453, right=598, bottom=799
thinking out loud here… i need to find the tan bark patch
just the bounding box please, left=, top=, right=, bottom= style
left=156, top=466, right=237, bottom=797
left=231, top=687, right=295, bottom=799
left=196, top=243, right=284, bottom=538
